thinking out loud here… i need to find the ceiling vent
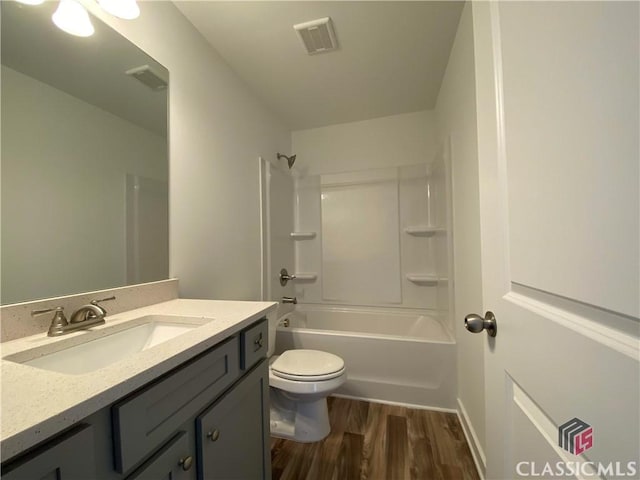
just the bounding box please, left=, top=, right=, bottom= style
left=293, top=17, right=338, bottom=55
left=125, top=65, right=168, bottom=91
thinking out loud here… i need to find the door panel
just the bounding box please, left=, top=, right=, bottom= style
left=499, top=2, right=639, bottom=318
left=473, top=2, right=639, bottom=479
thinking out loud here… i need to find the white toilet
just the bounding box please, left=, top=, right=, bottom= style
left=267, top=314, right=347, bottom=443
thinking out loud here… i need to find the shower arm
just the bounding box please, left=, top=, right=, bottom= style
left=276, top=153, right=296, bottom=169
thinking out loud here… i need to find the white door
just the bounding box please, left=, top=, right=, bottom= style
left=472, top=2, right=639, bottom=479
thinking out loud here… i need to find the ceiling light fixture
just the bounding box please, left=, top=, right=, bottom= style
left=97, top=0, right=140, bottom=20
left=25, top=0, right=139, bottom=38
left=15, top=0, right=46, bottom=5
left=52, top=0, right=95, bottom=37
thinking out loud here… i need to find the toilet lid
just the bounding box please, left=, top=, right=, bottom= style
left=271, top=350, right=344, bottom=380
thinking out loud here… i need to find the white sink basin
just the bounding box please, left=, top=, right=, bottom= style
left=7, top=315, right=212, bottom=375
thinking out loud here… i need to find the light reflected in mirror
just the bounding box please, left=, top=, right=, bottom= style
left=1, top=1, right=169, bottom=305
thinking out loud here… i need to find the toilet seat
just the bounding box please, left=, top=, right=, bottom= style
left=272, top=366, right=346, bottom=382
left=271, top=350, right=344, bottom=382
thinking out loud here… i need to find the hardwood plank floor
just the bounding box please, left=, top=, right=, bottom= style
left=271, top=397, right=480, bottom=480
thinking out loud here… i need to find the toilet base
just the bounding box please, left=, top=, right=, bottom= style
left=269, top=388, right=331, bottom=443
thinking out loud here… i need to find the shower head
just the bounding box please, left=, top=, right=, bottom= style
left=277, top=153, right=296, bottom=169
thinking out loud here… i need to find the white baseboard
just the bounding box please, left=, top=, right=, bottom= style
left=331, top=393, right=457, bottom=413
left=457, top=397, right=486, bottom=480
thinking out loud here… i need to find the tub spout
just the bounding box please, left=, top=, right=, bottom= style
left=282, top=296, right=297, bottom=305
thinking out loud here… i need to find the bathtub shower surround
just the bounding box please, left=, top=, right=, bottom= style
left=265, top=154, right=455, bottom=409
left=276, top=305, right=456, bottom=409
left=293, top=160, right=452, bottom=322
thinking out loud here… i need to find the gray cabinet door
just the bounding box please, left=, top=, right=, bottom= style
left=127, top=431, right=196, bottom=480
left=1, top=425, right=95, bottom=480
left=113, top=337, right=239, bottom=474
left=196, top=360, right=270, bottom=480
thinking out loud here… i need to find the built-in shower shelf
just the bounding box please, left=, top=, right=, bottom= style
left=290, top=232, right=316, bottom=240
left=292, top=273, right=317, bottom=282
left=404, top=226, right=444, bottom=236
left=406, top=274, right=446, bottom=285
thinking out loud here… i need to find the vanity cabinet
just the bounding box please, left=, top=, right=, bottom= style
left=126, top=431, right=195, bottom=480
left=197, top=359, right=270, bottom=480
left=112, top=336, right=240, bottom=474
left=1, top=425, right=96, bottom=480
left=1, top=318, right=270, bottom=480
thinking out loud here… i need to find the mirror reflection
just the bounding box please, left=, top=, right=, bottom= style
left=1, top=1, right=169, bottom=305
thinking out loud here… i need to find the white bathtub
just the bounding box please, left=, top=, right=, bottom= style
left=275, top=305, right=456, bottom=410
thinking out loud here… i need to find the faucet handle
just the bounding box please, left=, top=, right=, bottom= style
left=90, top=296, right=116, bottom=315
left=31, top=306, right=65, bottom=317
left=31, top=307, right=69, bottom=336
left=90, top=295, right=116, bottom=306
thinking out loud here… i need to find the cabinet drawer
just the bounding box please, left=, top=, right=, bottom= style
left=1, top=424, right=95, bottom=480
left=240, top=318, right=268, bottom=370
left=113, top=337, right=240, bottom=474
left=126, top=431, right=195, bottom=480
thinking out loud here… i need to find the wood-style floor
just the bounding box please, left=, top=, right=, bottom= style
left=270, top=397, right=480, bottom=480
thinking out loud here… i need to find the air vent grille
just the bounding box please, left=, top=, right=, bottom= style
left=293, top=17, right=338, bottom=55
left=125, top=65, right=168, bottom=91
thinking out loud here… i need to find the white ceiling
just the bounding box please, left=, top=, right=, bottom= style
left=175, top=1, right=464, bottom=130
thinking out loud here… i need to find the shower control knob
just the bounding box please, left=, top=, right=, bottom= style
left=279, top=268, right=297, bottom=286
left=464, top=311, right=497, bottom=337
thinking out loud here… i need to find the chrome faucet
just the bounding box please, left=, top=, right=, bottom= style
left=32, top=296, right=116, bottom=337
left=69, top=303, right=107, bottom=324
left=70, top=296, right=115, bottom=323
left=281, top=296, right=297, bottom=305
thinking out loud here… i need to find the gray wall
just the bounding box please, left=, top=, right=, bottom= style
left=1, top=66, right=166, bottom=304
left=292, top=110, right=437, bottom=176
left=434, top=3, right=486, bottom=471
left=86, top=2, right=291, bottom=301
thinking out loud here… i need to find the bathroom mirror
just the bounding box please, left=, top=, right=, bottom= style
left=1, top=1, right=169, bottom=305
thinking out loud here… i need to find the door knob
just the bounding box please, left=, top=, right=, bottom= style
left=464, top=311, right=497, bottom=337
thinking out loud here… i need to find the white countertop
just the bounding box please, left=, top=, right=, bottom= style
left=0, top=298, right=277, bottom=461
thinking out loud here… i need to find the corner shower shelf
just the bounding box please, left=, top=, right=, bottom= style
left=292, top=273, right=317, bottom=282
left=290, top=232, right=316, bottom=240
left=404, top=226, right=444, bottom=236
left=406, top=274, right=447, bottom=285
